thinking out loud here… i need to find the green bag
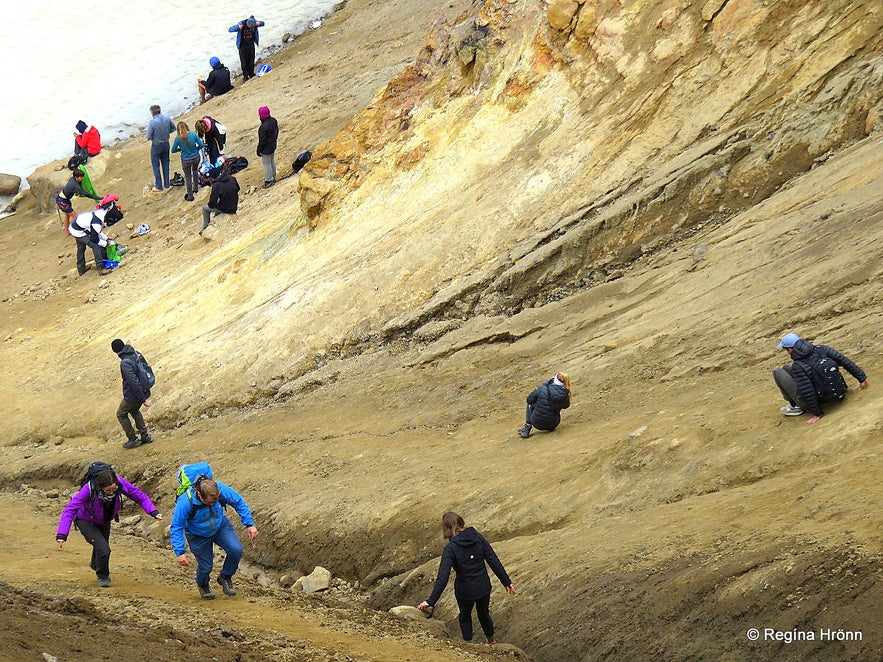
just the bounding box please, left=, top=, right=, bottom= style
left=106, top=244, right=120, bottom=262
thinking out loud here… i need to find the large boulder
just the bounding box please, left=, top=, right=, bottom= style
left=26, top=152, right=110, bottom=214
left=0, top=173, right=21, bottom=196
left=293, top=566, right=332, bottom=593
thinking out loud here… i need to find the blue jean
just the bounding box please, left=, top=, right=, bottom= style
left=185, top=518, right=243, bottom=586
left=150, top=142, right=171, bottom=189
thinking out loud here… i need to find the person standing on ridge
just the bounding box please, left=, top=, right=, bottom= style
left=112, top=338, right=155, bottom=448
left=256, top=105, right=278, bottom=188
left=146, top=104, right=176, bottom=192
left=171, top=474, right=258, bottom=600
left=171, top=121, right=206, bottom=202
left=773, top=332, right=868, bottom=423
left=418, top=512, right=516, bottom=645
left=229, top=15, right=265, bottom=81
left=195, top=116, right=227, bottom=165
left=517, top=372, right=571, bottom=438
left=56, top=465, right=162, bottom=588
left=197, top=56, right=233, bottom=103
left=56, top=168, right=101, bottom=235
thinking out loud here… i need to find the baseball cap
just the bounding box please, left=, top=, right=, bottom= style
left=777, top=333, right=800, bottom=349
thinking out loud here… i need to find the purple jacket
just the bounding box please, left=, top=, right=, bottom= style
left=56, top=476, right=159, bottom=539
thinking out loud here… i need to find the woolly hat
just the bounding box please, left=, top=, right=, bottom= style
left=75, top=120, right=88, bottom=133
left=258, top=106, right=271, bottom=120
left=209, top=56, right=220, bottom=67
left=777, top=333, right=800, bottom=349
left=111, top=338, right=125, bottom=353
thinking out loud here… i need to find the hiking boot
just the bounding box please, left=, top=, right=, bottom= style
left=140, top=433, right=153, bottom=445
left=97, top=577, right=110, bottom=588
left=262, top=180, right=275, bottom=189
left=123, top=437, right=142, bottom=449
left=780, top=404, right=804, bottom=416
left=184, top=193, right=194, bottom=201
left=217, top=575, right=236, bottom=596
left=198, top=584, right=216, bottom=600
left=98, top=268, right=113, bottom=276
left=516, top=425, right=532, bottom=438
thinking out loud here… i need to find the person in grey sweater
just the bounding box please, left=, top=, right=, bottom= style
left=146, top=104, right=176, bottom=192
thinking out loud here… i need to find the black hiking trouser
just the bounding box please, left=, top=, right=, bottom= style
left=117, top=399, right=147, bottom=440
left=239, top=43, right=256, bottom=80
left=75, top=235, right=106, bottom=275
left=76, top=519, right=111, bottom=580
left=455, top=594, right=494, bottom=642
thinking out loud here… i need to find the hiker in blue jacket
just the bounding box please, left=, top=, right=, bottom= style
left=171, top=476, right=258, bottom=599
left=418, top=512, right=515, bottom=644
left=517, top=371, right=571, bottom=438
left=112, top=338, right=153, bottom=449
left=229, top=15, right=265, bottom=81
left=773, top=333, right=868, bottom=424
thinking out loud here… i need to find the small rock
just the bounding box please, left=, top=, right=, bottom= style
left=389, top=606, right=426, bottom=620
left=294, top=566, right=332, bottom=593
left=628, top=425, right=648, bottom=439
left=53, top=436, right=64, bottom=446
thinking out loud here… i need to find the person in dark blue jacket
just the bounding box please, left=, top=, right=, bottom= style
left=112, top=339, right=154, bottom=449
left=171, top=476, right=258, bottom=600
left=229, top=16, right=265, bottom=81
left=517, top=371, right=571, bottom=438
left=418, top=512, right=516, bottom=644
left=773, top=333, right=868, bottom=423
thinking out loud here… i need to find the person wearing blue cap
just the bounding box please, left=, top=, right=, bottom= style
left=229, top=15, right=265, bottom=81
left=198, top=56, right=233, bottom=103
left=773, top=333, right=869, bottom=423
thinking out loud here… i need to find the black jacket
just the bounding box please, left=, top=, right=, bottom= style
left=427, top=527, right=511, bottom=605
left=789, top=339, right=866, bottom=417
left=118, top=344, right=150, bottom=403
left=257, top=116, right=278, bottom=156
left=204, top=64, right=233, bottom=97
left=527, top=379, right=570, bottom=430
left=209, top=173, right=240, bottom=214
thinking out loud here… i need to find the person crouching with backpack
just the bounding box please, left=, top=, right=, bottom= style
left=170, top=476, right=258, bottom=600
left=111, top=338, right=154, bottom=448
left=56, top=467, right=162, bottom=588
left=773, top=333, right=869, bottom=424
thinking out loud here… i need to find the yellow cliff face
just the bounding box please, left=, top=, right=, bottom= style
left=0, top=0, right=881, bottom=660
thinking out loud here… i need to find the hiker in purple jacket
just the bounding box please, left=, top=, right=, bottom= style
left=56, top=468, right=162, bottom=587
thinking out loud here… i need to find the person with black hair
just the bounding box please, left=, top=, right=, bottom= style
left=111, top=339, right=154, bottom=448
left=418, top=512, right=515, bottom=644
left=56, top=168, right=101, bottom=235
left=229, top=15, right=265, bottom=81
left=56, top=468, right=161, bottom=587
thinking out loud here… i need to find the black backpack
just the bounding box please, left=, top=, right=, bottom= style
left=80, top=461, right=119, bottom=498
left=809, top=353, right=848, bottom=402
left=133, top=351, right=156, bottom=392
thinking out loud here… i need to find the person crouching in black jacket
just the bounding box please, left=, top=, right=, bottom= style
left=517, top=371, right=571, bottom=438
left=418, top=512, right=515, bottom=644
left=200, top=171, right=240, bottom=234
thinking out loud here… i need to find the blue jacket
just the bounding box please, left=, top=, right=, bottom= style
left=229, top=17, right=264, bottom=48
left=427, top=527, right=511, bottom=605
left=527, top=379, right=570, bottom=430
left=171, top=131, right=206, bottom=160
left=170, top=481, right=254, bottom=555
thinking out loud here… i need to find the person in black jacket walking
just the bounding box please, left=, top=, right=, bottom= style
left=517, top=371, right=571, bottom=438
left=200, top=171, right=240, bottom=233
left=773, top=333, right=868, bottom=424
left=418, top=512, right=516, bottom=644
left=256, top=105, right=278, bottom=188
left=112, top=339, right=154, bottom=449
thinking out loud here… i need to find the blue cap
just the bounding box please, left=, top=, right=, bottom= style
left=210, top=56, right=220, bottom=67
left=777, top=333, right=800, bottom=349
